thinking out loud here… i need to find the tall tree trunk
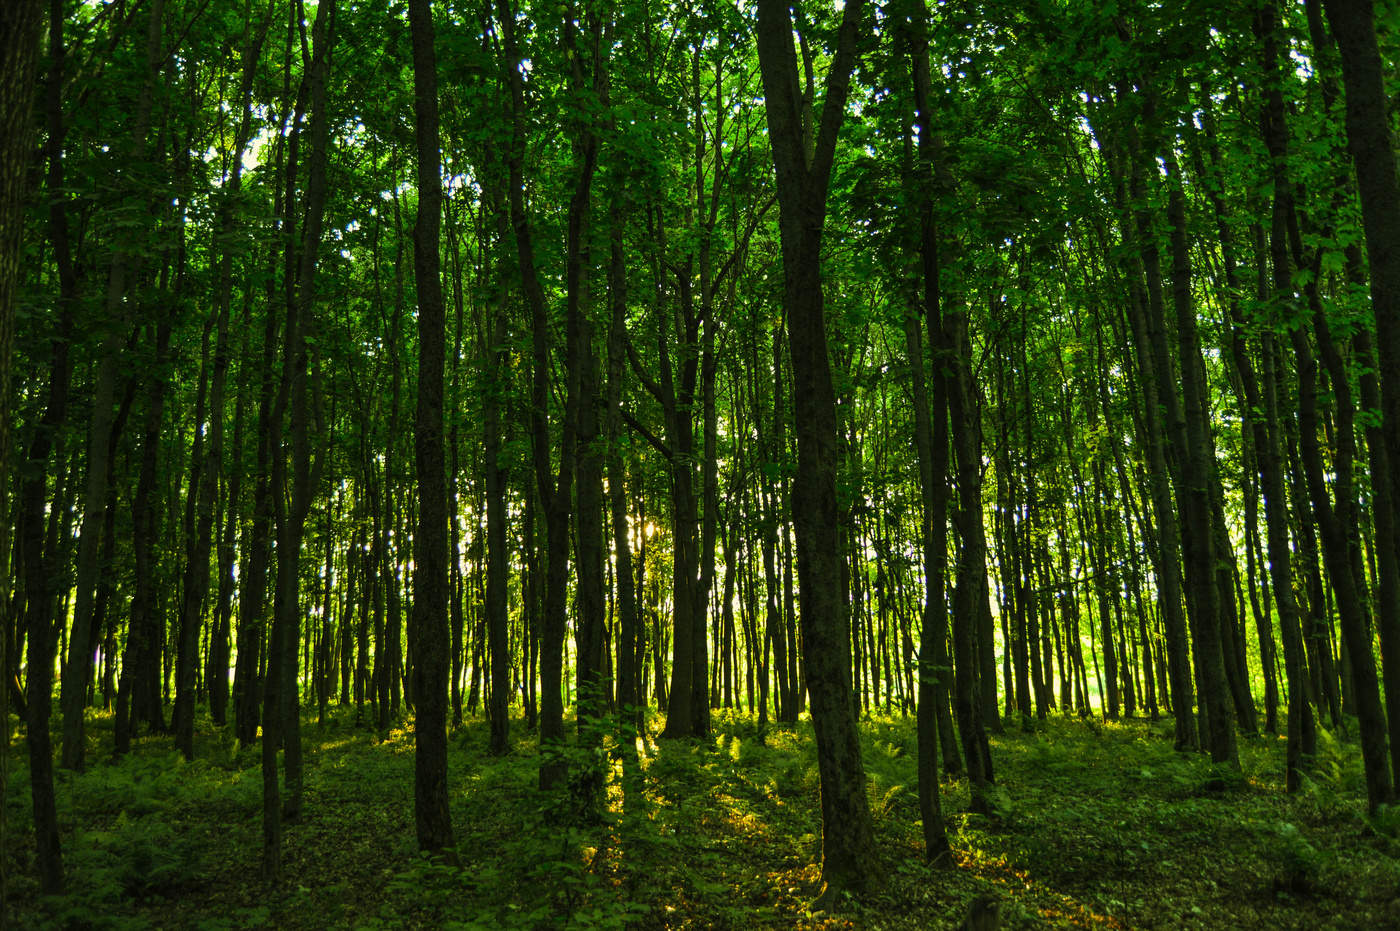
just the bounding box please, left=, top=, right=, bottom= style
left=63, top=0, right=166, bottom=773
left=1321, top=0, right=1400, bottom=800
left=562, top=1, right=607, bottom=809
left=174, top=312, right=214, bottom=760
left=118, top=314, right=174, bottom=751
left=757, top=0, right=876, bottom=902
left=947, top=297, right=997, bottom=802
left=899, top=0, right=950, bottom=862
left=179, top=0, right=269, bottom=755
left=608, top=226, right=641, bottom=732
left=264, top=0, right=334, bottom=877
left=483, top=297, right=511, bottom=754
left=408, top=0, right=454, bottom=853
left=1109, top=117, right=1197, bottom=751
left=11, top=0, right=68, bottom=893
left=1195, top=105, right=1283, bottom=737
left=1257, top=0, right=1391, bottom=807
left=1161, top=145, right=1237, bottom=767
left=497, top=0, right=579, bottom=789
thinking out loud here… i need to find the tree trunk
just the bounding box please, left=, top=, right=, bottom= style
left=497, top=0, right=579, bottom=789
left=408, top=0, right=454, bottom=853
left=757, top=0, right=877, bottom=901
left=1321, top=0, right=1400, bottom=801
left=1161, top=145, right=1237, bottom=767
left=264, top=0, right=334, bottom=877
left=63, top=0, right=166, bottom=773
left=1108, top=118, right=1197, bottom=751
left=608, top=226, right=641, bottom=731
left=10, top=0, right=68, bottom=893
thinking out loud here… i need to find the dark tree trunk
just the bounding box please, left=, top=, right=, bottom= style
left=1194, top=106, right=1282, bottom=737
left=898, top=0, right=950, bottom=862
left=1248, top=218, right=1320, bottom=788
left=264, top=0, right=334, bottom=877
left=236, top=100, right=293, bottom=750
left=562, top=2, right=607, bottom=810
left=183, top=0, right=269, bottom=749
left=1322, top=0, right=1400, bottom=800
left=757, top=0, right=877, bottom=902
left=608, top=226, right=641, bottom=731
left=1108, top=118, right=1197, bottom=751
left=10, top=0, right=68, bottom=893
left=947, top=298, right=997, bottom=803
left=118, top=315, right=173, bottom=752
left=497, top=0, right=579, bottom=790
left=174, top=311, right=215, bottom=760
left=483, top=301, right=510, bottom=753
left=1256, top=0, right=1390, bottom=804
left=408, top=0, right=454, bottom=853
left=63, top=0, right=166, bottom=773
left=1161, top=146, right=1237, bottom=767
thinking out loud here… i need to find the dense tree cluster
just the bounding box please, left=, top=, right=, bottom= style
left=2, top=0, right=1399, bottom=905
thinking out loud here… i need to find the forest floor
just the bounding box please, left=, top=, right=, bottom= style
left=4, top=705, right=1400, bottom=929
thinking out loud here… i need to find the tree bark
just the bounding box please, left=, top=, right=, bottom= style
left=608, top=226, right=641, bottom=731
left=757, top=0, right=877, bottom=901
left=408, top=0, right=454, bottom=853
left=63, top=0, right=166, bottom=773
left=10, top=0, right=66, bottom=893
left=264, top=0, right=335, bottom=877
left=1107, top=115, right=1197, bottom=751
left=1323, top=0, right=1400, bottom=800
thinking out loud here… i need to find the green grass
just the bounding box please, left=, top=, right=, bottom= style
left=4, top=706, right=1399, bottom=928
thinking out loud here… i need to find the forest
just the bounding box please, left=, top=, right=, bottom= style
left=2, top=0, right=1400, bottom=926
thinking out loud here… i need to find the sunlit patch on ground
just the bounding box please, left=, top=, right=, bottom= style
left=4, top=707, right=1398, bottom=928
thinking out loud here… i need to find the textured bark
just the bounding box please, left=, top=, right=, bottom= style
left=896, top=0, right=974, bottom=851
left=1163, top=147, right=1237, bottom=767
left=117, top=317, right=173, bottom=752
left=947, top=299, right=997, bottom=800
left=264, top=0, right=335, bottom=878
left=562, top=6, right=606, bottom=809
left=235, top=233, right=281, bottom=747
left=904, top=285, right=950, bottom=858
left=757, top=0, right=877, bottom=900
left=483, top=300, right=510, bottom=752
left=1197, top=104, right=1294, bottom=748
left=1323, top=0, right=1400, bottom=801
left=1108, top=115, right=1197, bottom=751
left=898, top=0, right=950, bottom=861
left=8, top=0, right=63, bottom=894
left=174, top=317, right=214, bottom=760
left=182, top=0, right=269, bottom=750
left=497, top=0, right=579, bottom=789
left=64, top=0, right=165, bottom=773
left=574, top=316, right=607, bottom=804
left=608, top=228, right=641, bottom=730
left=408, top=0, right=454, bottom=853
left=1256, top=0, right=1389, bottom=806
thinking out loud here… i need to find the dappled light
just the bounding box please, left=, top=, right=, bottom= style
left=6, top=708, right=1398, bottom=927
left=4, top=0, right=1400, bottom=925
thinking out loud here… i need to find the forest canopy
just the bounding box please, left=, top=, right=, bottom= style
left=2, top=0, right=1400, bottom=925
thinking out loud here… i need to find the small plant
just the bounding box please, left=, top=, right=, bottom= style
left=1364, top=802, right=1400, bottom=844
left=1268, top=822, right=1320, bottom=897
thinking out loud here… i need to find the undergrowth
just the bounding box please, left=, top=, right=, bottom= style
left=4, top=706, right=1398, bottom=929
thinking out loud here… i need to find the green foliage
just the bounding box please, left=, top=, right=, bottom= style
left=1266, top=821, right=1321, bottom=897
left=1296, top=726, right=1366, bottom=819
left=8, top=709, right=1400, bottom=928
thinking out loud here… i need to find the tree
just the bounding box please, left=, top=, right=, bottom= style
left=408, top=0, right=454, bottom=854
left=1, top=0, right=48, bottom=899
left=1324, top=0, right=1400, bottom=803
left=263, top=0, right=336, bottom=877
left=756, top=0, right=878, bottom=903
